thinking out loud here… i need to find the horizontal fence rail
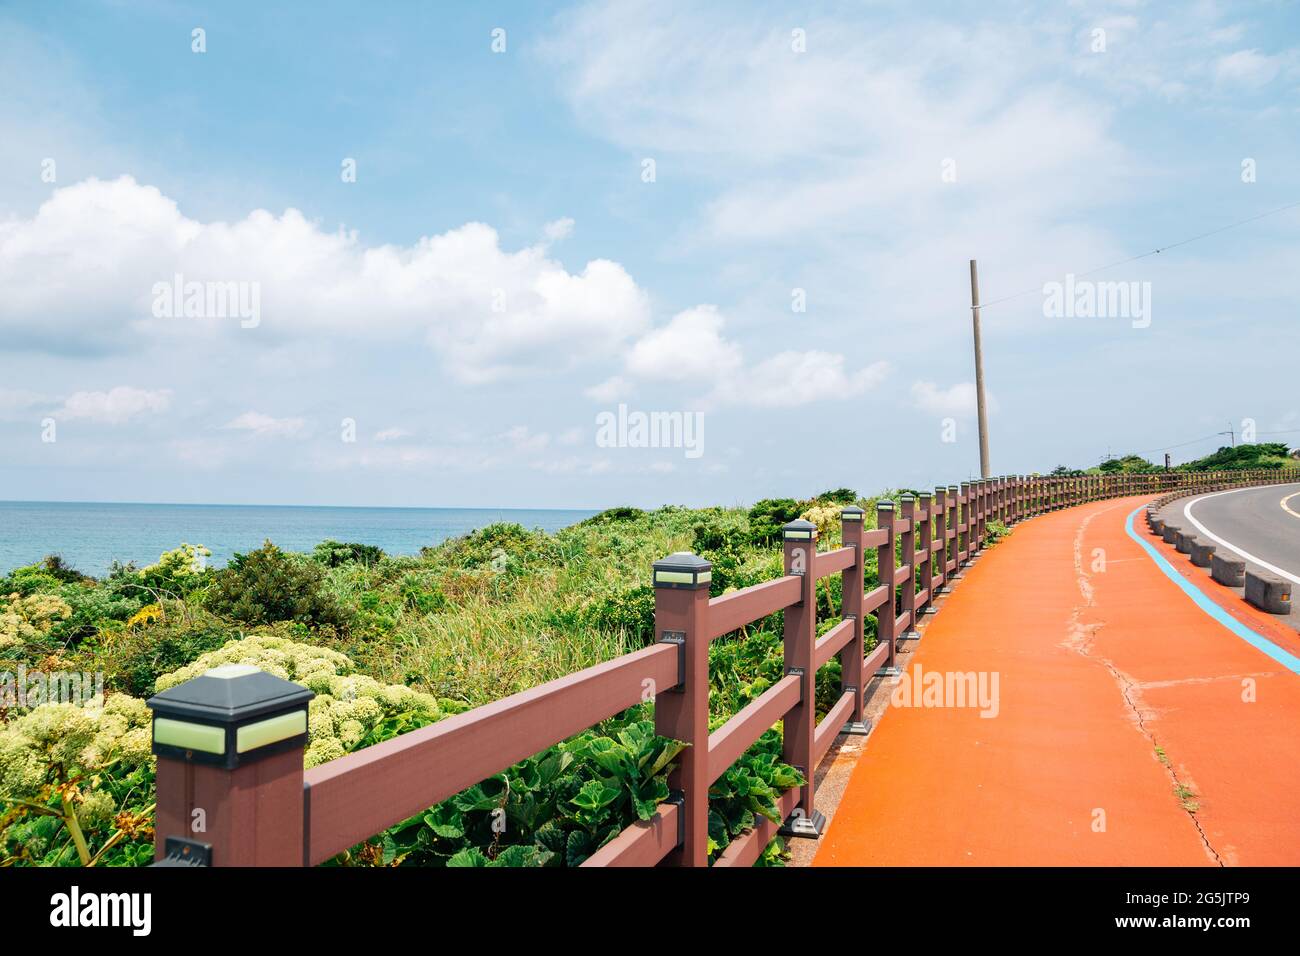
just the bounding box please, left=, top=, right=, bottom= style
left=147, top=467, right=1300, bottom=867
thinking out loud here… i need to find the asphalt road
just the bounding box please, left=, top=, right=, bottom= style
left=1160, top=482, right=1300, bottom=633
left=1181, top=482, right=1300, bottom=584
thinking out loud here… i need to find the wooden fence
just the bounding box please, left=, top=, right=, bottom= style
left=147, top=467, right=1300, bottom=867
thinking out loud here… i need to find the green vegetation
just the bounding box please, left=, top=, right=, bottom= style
left=1086, top=442, right=1295, bottom=475
left=0, top=487, right=934, bottom=867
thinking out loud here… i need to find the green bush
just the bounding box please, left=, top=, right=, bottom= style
left=579, top=506, right=647, bottom=526
left=155, top=635, right=457, bottom=767
left=810, top=488, right=858, bottom=505
left=577, top=584, right=655, bottom=643
left=746, top=498, right=803, bottom=546
left=38, top=556, right=93, bottom=585
left=94, top=608, right=233, bottom=696
left=313, top=540, right=386, bottom=568
left=0, top=695, right=156, bottom=867
left=204, top=541, right=351, bottom=630
left=364, top=717, right=684, bottom=867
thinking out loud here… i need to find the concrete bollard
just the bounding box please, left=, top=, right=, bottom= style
left=1189, top=539, right=1216, bottom=568
left=1244, top=570, right=1292, bottom=614
left=1149, top=516, right=1165, bottom=536
left=1161, top=524, right=1180, bottom=545
left=1175, top=530, right=1197, bottom=554
left=1211, top=553, right=1246, bottom=587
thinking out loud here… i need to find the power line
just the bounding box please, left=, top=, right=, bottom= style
left=1123, top=432, right=1232, bottom=457
left=979, top=199, right=1300, bottom=311
left=1108, top=427, right=1298, bottom=462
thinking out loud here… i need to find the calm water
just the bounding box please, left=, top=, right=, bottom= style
left=0, top=501, right=597, bottom=577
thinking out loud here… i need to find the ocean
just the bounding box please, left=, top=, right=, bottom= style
left=0, top=501, right=598, bottom=577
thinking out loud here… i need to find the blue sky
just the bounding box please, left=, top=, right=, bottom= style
left=2, top=0, right=1298, bottom=508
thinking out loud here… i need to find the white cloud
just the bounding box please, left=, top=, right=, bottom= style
left=543, top=217, right=575, bottom=241
left=57, top=386, right=171, bottom=424
left=585, top=375, right=631, bottom=402
left=502, top=425, right=551, bottom=453
left=222, top=411, right=307, bottom=438
left=713, top=353, right=889, bottom=408
left=1213, top=49, right=1281, bottom=87
left=0, top=176, right=651, bottom=382
left=0, top=388, right=49, bottom=421
left=625, top=306, right=742, bottom=382
left=609, top=304, right=887, bottom=408
left=910, top=380, right=999, bottom=419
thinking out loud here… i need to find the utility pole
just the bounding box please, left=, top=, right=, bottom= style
left=970, top=259, right=991, bottom=478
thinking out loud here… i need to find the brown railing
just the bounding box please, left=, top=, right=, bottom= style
left=146, top=467, right=1300, bottom=867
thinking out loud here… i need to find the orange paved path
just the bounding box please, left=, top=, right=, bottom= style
left=814, top=496, right=1300, bottom=866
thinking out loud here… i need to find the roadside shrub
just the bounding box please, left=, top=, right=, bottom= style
left=746, top=498, right=803, bottom=546
left=313, top=540, right=386, bottom=568
left=46, top=584, right=143, bottom=647
left=578, top=584, right=655, bottom=644
left=580, top=506, right=647, bottom=526
left=810, top=488, right=858, bottom=505
left=39, top=556, right=93, bottom=585
left=94, top=608, right=233, bottom=696
left=438, top=523, right=552, bottom=574
left=135, top=544, right=212, bottom=597
left=154, top=635, right=459, bottom=768
left=0, top=695, right=156, bottom=867
left=359, top=717, right=686, bottom=867
left=0, top=593, right=72, bottom=653
left=691, top=515, right=748, bottom=555
left=707, top=727, right=804, bottom=863
left=204, top=541, right=351, bottom=630
left=799, top=503, right=843, bottom=542
left=0, top=564, right=63, bottom=598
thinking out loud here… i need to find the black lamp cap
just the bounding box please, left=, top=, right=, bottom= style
left=652, top=551, right=712, bottom=589
left=147, top=665, right=314, bottom=725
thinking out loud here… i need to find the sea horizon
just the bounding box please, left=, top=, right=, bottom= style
left=0, top=500, right=600, bottom=577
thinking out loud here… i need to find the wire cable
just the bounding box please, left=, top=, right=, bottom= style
left=977, top=199, right=1300, bottom=311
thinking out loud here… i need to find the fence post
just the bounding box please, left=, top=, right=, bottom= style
left=780, top=519, right=823, bottom=837
left=148, top=665, right=313, bottom=866
left=917, top=491, right=934, bottom=617
left=840, top=507, right=869, bottom=733
left=899, top=494, right=920, bottom=640
left=932, top=486, right=949, bottom=595
left=960, top=482, right=973, bottom=561
left=875, top=500, right=901, bottom=677
left=651, top=551, right=713, bottom=866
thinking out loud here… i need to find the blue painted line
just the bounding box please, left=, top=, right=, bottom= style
left=1124, top=506, right=1300, bottom=674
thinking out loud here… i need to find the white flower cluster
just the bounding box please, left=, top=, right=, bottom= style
left=155, top=635, right=446, bottom=768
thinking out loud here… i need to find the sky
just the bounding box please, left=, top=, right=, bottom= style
left=1, top=0, right=1298, bottom=509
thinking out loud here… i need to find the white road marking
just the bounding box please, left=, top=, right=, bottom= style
left=1282, top=491, right=1300, bottom=520
left=1183, top=487, right=1300, bottom=585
